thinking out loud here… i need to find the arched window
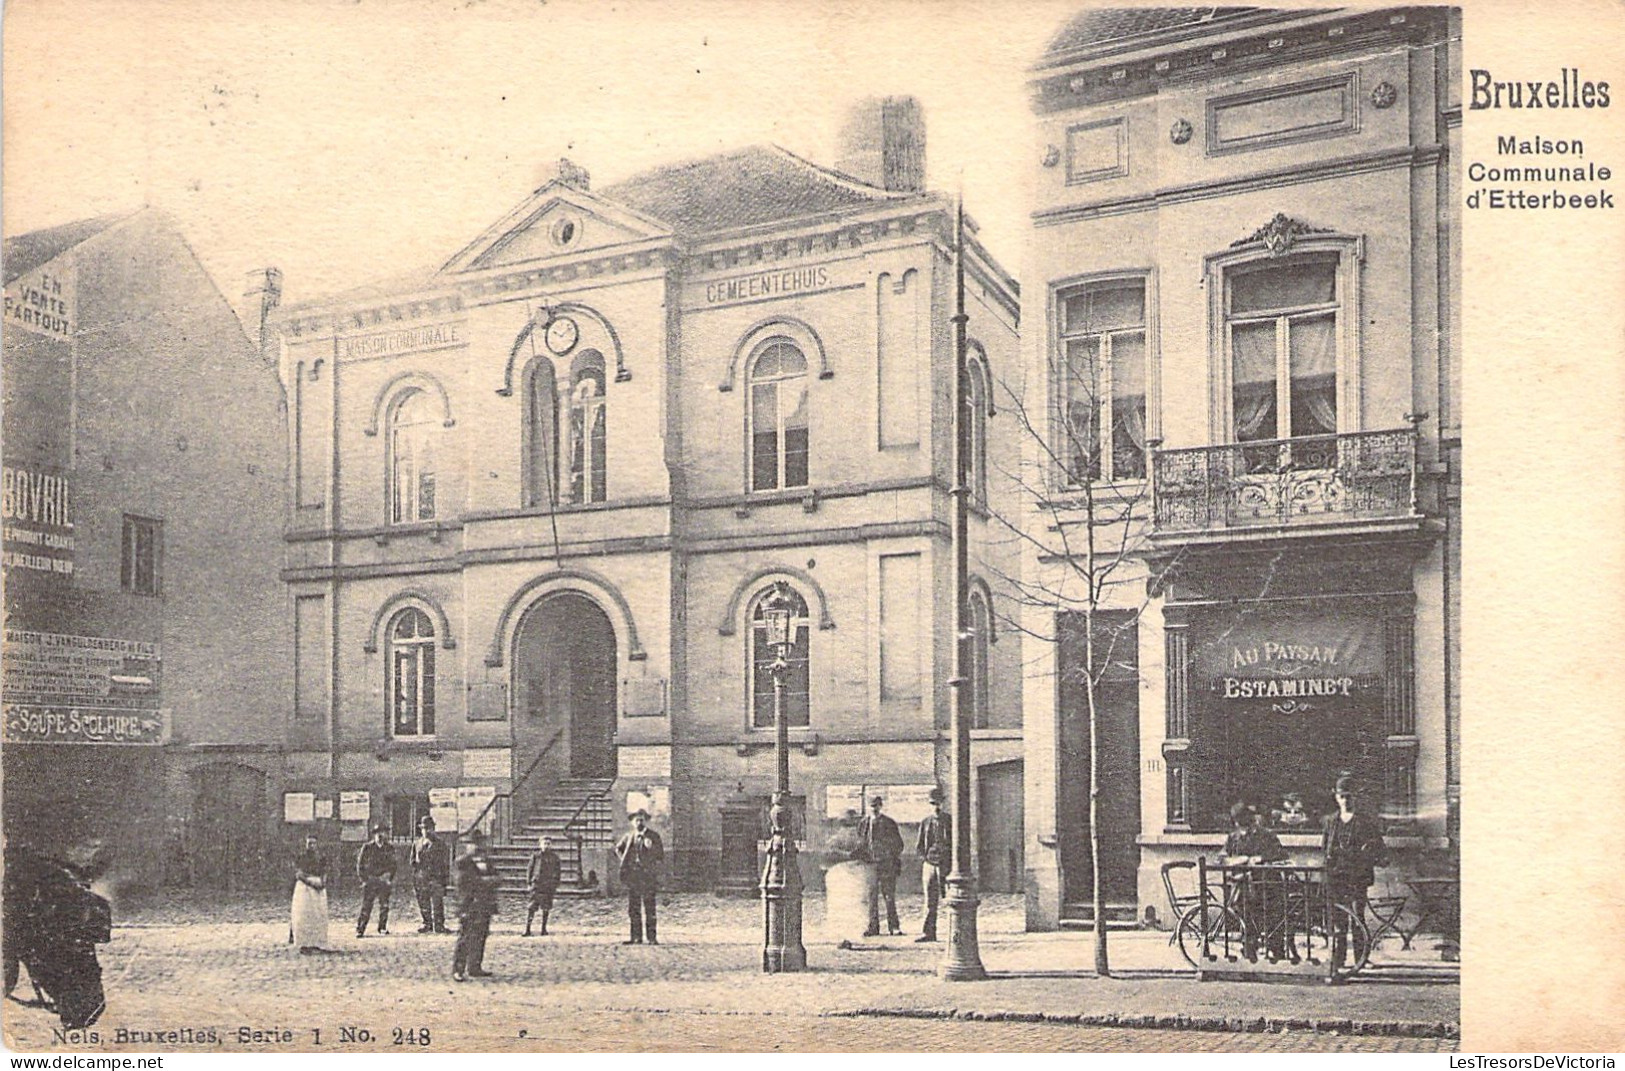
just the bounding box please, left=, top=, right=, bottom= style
left=388, top=607, right=436, bottom=737
left=389, top=390, right=438, bottom=523
left=967, top=589, right=992, bottom=729
left=524, top=358, right=560, bottom=508
left=965, top=358, right=990, bottom=506
left=749, top=585, right=810, bottom=728
left=567, top=350, right=607, bottom=504
left=747, top=338, right=809, bottom=492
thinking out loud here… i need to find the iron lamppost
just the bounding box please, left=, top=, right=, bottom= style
left=759, top=581, right=807, bottom=972
left=940, top=196, right=987, bottom=981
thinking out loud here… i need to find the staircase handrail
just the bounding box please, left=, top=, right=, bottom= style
left=462, top=729, right=564, bottom=841
left=561, top=780, right=614, bottom=851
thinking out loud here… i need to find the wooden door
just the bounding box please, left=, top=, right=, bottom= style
left=977, top=760, right=1024, bottom=893
left=1058, top=612, right=1142, bottom=908
left=190, top=763, right=267, bottom=892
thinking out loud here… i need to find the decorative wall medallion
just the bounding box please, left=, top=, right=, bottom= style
left=1041, top=144, right=1061, bottom=168
left=1232, top=213, right=1333, bottom=257
left=1169, top=118, right=1193, bottom=145
left=1370, top=81, right=1398, bottom=109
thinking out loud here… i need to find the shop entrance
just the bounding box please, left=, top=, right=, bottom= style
left=512, top=592, right=618, bottom=783
left=1057, top=612, right=1141, bottom=915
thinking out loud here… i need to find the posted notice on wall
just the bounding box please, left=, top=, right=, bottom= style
left=283, top=792, right=315, bottom=824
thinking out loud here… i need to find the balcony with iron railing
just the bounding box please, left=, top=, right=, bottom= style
left=1151, top=428, right=1421, bottom=540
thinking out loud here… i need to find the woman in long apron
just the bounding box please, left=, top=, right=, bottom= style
left=290, top=835, right=330, bottom=953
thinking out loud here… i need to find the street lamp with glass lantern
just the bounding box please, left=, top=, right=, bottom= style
left=759, top=581, right=807, bottom=972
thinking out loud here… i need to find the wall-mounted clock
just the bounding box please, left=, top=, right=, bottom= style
left=545, top=315, right=579, bottom=356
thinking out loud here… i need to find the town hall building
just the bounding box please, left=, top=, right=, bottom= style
left=261, top=99, right=1026, bottom=892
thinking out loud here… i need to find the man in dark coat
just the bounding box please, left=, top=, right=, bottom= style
left=1222, top=801, right=1289, bottom=960
left=355, top=825, right=397, bottom=937
left=1322, top=775, right=1386, bottom=968
left=452, top=828, right=499, bottom=980
left=614, top=810, right=664, bottom=945
left=858, top=795, right=904, bottom=936
left=411, top=816, right=450, bottom=934
left=914, top=788, right=950, bottom=943
left=524, top=836, right=562, bottom=937
left=2, top=843, right=109, bottom=1031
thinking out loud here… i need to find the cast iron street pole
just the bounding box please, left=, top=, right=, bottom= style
left=941, top=197, right=987, bottom=981
left=761, top=583, right=807, bottom=972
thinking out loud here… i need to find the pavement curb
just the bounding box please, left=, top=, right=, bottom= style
left=836, top=1007, right=1461, bottom=1040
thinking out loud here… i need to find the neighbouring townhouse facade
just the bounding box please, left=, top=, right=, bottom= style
left=1018, top=7, right=1461, bottom=928
left=2, top=209, right=291, bottom=894
left=263, top=99, right=1027, bottom=892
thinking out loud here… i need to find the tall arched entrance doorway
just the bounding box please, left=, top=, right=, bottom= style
left=512, top=592, right=618, bottom=790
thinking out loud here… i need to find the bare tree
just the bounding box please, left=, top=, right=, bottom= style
left=978, top=324, right=1178, bottom=977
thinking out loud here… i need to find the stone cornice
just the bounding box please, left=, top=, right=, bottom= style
left=679, top=203, right=1019, bottom=321
left=273, top=246, right=678, bottom=338
left=963, top=237, right=1022, bottom=324
left=1031, top=9, right=1300, bottom=74
left=1030, top=7, right=1450, bottom=115
left=685, top=207, right=941, bottom=273
left=278, top=290, right=464, bottom=341
left=272, top=198, right=1023, bottom=335
left=458, top=242, right=678, bottom=307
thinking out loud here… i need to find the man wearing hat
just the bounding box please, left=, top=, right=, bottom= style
left=355, top=824, right=397, bottom=938
left=914, top=788, right=950, bottom=943
left=452, top=827, right=499, bottom=980
left=614, top=810, right=664, bottom=945
left=1322, top=774, right=1386, bottom=969
left=857, top=795, right=904, bottom=936
left=410, top=816, right=451, bottom=934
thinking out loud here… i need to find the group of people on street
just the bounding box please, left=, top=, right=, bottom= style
left=1218, top=773, right=1388, bottom=969
left=287, top=808, right=667, bottom=977
left=284, top=774, right=1388, bottom=977
left=856, top=788, right=951, bottom=943
left=290, top=816, right=457, bottom=954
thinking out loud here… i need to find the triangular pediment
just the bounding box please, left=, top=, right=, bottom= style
left=441, top=183, right=673, bottom=275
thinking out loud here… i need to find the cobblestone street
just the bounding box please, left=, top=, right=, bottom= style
left=3, top=892, right=1458, bottom=1053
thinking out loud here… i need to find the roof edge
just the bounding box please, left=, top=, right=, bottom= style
left=1030, top=7, right=1313, bottom=74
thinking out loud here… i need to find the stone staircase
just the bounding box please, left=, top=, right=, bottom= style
left=487, top=777, right=614, bottom=896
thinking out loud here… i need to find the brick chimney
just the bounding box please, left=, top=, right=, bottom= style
left=835, top=96, right=925, bottom=193
left=536, top=157, right=591, bottom=192
left=243, top=267, right=282, bottom=355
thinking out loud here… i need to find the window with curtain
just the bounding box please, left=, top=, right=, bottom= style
left=965, top=358, right=990, bottom=506
left=749, top=586, right=810, bottom=728
left=389, top=389, right=438, bottom=523
left=967, top=588, right=992, bottom=729
left=567, top=350, right=607, bottom=504
left=388, top=607, right=436, bottom=737
left=524, top=358, right=559, bottom=508
left=1058, top=280, right=1148, bottom=483
left=1227, top=255, right=1339, bottom=465
left=748, top=338, right=810, bottom=492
